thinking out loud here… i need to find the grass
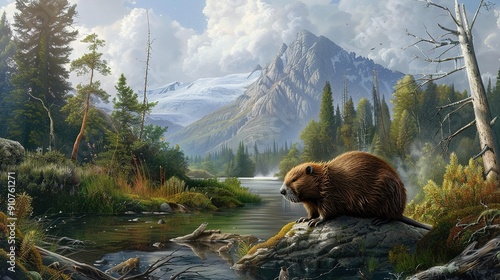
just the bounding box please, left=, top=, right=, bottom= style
left=388, top=244, right=440, bottom=276
left=220, top=178, right=262, bottom=204
left=236, top=239, right=256, bottom=258
left=2, top=151, right=261, bottom=216
left=0, top=210, right=72, bottom=280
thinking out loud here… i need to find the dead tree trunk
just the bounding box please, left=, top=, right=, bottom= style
left=409, top=0, right=499, bottom=185
left=28, top=89, right=55, bottom=150
left=139, top=10, right=152, bottom=140
left=454, top=0, right=499, bottom=183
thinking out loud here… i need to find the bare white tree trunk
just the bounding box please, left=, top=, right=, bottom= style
left=455, top=0, right=499, bottom=183
left=139, top=10, right=152, bottom=140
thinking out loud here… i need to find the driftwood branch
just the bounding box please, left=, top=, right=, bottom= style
left=408, top=237, right=500, bottom=279
left=37, top=246, right=116, bottom=280
left=171, top=222, right=215, bottom=242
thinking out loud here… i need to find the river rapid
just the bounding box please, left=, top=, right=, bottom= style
left=43, top=177, right=306, bottom=279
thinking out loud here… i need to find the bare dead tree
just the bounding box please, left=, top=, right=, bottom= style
left=139, top=10, right=152, bottom=140
left=408, top=0, right=499, bottom=184
left=27, top=88, right=55, bottom=150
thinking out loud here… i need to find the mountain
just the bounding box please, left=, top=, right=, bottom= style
left=169, top=30, right=404, bottom=156
left=148, top=71, right=260, bottom=131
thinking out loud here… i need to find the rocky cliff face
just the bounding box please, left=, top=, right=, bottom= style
left=170, top=30, right=403, bottom=156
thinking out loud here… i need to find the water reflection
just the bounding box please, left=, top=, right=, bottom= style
left=44, top=177, right=306, bottom=279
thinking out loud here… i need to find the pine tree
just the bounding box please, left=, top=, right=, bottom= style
left=318, top=81, right=336, bottom=159
left=390, top=75, right=421, bottom=153
left=340, top=97, right=356, bottom=151
left=419, top=80, right=439, bottom=141
left=300, top=119, right=322, bottom=162
left=277, top=143, right=300, bottom=180
left=230, top=142, right=255, bottom=177
left=396, top=109, right=418, bottom=156
left=65, top=33, right=110, bottom=161
left=0, top=12, right=16, bottom=137
left=300, top=81, right=337, bottom=161
left=112, top=74, right=142, bottom=136
left=107, top=74, right=142, bottom=170
left=8, top=0, right=77, bottom=149
left=356, top=97, right=373, bottom=150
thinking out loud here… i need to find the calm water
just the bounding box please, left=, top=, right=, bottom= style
left=42, top=178, right=306, bottom=279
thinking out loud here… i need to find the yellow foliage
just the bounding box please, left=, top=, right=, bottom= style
left=247, top=222, right=295, bottom=255
left=407, top=153, right=496, bottom=224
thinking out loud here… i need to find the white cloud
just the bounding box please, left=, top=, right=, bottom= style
left=182, top=0, right=314, bottom=78
left=2, top=0, right=500, bottom=95
left=69, top=1, right=195, bottom=96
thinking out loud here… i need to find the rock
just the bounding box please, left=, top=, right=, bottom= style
left=0, top=137, right=25, bottom=170
left=233, top=216, right=429, bottom=279
left=160, top=202, right=173, bottom=213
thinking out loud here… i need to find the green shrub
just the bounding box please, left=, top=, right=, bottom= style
left=406, top=153, right=497, bottom=224
left=220, top=178, right=261, bottom=204
left=168, top=192, right=217, bottom=211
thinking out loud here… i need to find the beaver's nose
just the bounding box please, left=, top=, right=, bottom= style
left=280, top=188, right=286, bottom=195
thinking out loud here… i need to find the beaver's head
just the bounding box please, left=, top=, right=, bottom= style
left=280, top=162, right=322, bottom=203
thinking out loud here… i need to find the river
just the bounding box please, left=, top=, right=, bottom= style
left=43, top=177, right=306, bottom=279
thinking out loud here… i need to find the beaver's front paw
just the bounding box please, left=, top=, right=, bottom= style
left=296, top=217, right=310, bottom=223
left=307, top=217, right=325, bottom=227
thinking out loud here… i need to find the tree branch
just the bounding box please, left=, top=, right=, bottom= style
left=436, top=97, right=473, bottom=110
left=426, top=1, right=460, bottom=25
left=470, top=0, right=485, bottom=29
left=437, top=119, right=476, bottom=154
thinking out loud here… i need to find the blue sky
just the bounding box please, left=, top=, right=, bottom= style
left=1, top=0, right=500, bottom=95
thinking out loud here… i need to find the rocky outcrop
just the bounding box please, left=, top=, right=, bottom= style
left=0, top=138, right=25, bottom=170
left=233, top=216, right=429, bottom=279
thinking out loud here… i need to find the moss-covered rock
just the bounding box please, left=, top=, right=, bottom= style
left=234, top=216, right=429, bottom=279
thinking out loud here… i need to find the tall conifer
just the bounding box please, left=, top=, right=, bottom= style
left=9, top=0, right=77, bottom=149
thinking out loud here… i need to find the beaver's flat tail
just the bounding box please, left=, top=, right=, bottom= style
left=400, top=216, right=432, bottom=230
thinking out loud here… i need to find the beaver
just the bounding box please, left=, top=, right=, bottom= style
left=280, top=151, right=431, bottom=230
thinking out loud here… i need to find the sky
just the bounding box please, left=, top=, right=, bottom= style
left=1, top=0, right=500, bottom=96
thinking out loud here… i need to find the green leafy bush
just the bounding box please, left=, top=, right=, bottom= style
left=406, top=153, right=497, bottom=224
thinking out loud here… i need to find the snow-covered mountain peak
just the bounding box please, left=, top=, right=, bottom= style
left=148, top=71, right=261, bottom=127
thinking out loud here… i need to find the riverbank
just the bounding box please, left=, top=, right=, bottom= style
left=0, top=178, right=292, bottom=279
left=0, top=151, right=261, bottom=217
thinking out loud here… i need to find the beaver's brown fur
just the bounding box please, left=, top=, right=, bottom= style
left=280, top=151, right=430, bottom=229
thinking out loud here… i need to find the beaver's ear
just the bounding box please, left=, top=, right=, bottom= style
left=306, top=165, right=313, bottom=175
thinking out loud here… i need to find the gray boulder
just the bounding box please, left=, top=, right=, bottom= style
left=233, top=216, right=429, bottom=279
left=160, top=202, right=173, bottom=213
left=0, top=138, right=25, bottom=170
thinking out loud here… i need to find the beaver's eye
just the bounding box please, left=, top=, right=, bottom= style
left=291, top=177, right=297, bottom=183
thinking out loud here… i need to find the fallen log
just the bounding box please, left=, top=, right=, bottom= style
left=37, top=246, right=116, bottom=280
left=408, top=237, right=500, bottom=279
